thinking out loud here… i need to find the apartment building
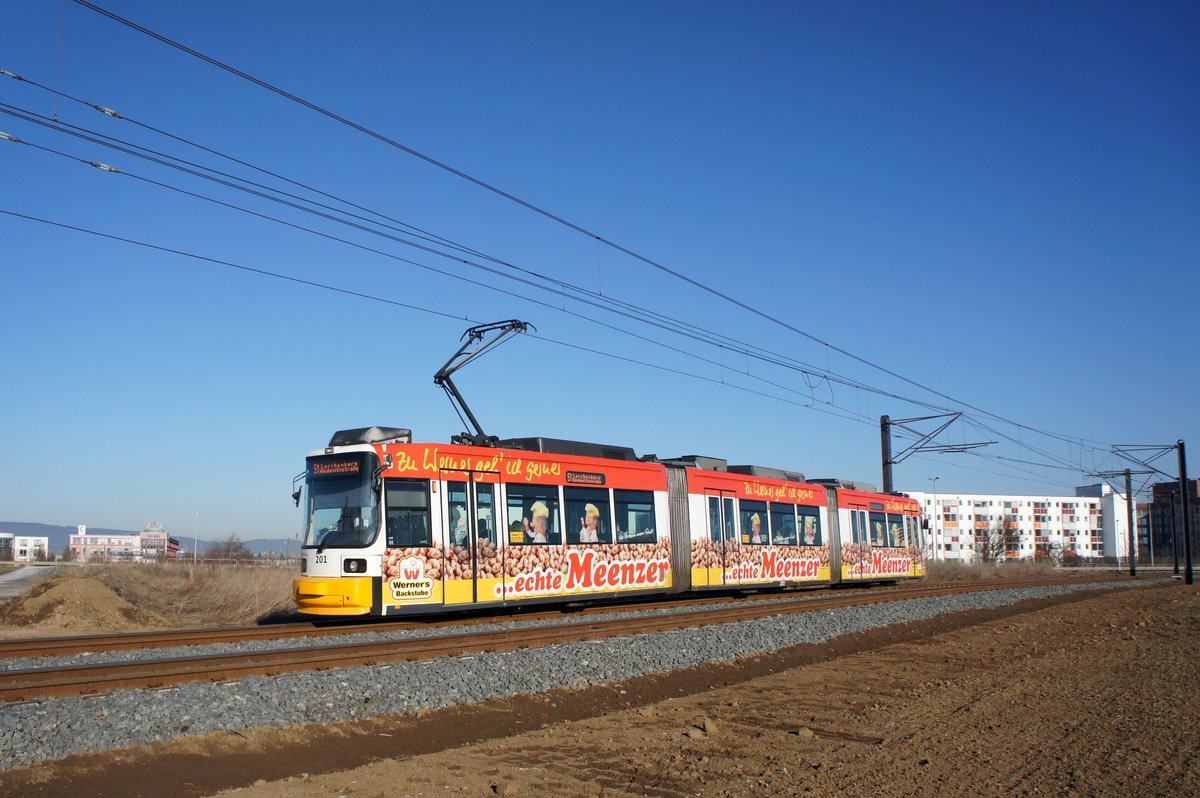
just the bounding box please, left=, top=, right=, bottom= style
left=904, top=484, right=1130, bottom=562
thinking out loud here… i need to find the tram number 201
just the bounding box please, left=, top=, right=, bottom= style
left=314, top=554, right=328, bottom=564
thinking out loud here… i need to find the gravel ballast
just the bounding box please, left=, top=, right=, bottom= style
left=0, top=581, right=1140, bottom=770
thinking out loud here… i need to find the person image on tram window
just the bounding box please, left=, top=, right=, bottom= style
left=873, top=520, right=885, bottom=546
left=580, top=503, right=601, bottom=544
left=750, top=513, right=764, bottom=544
left=524, top=501, right=550, bottom=543
left=802, top=515, right=815, bottom=545
left=452, top=507, right=468, bottom=546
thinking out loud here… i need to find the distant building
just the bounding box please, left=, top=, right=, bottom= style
left=68, top=522, right=179, bottom=563
left=70, top=524, right=141, bottom=562
left=1140, top=480, right=1200, bottom=566
left=904, top=485, right=1131, bottom=563
left=0, top=533, right=49, bottom=562
left=140, top=522, right=169, bottom=562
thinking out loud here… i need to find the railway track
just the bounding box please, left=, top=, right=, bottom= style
left=0, top=576, right=1112, bottom=660
left=0, top=576, right=1131, bottom=703
left=0, top=579, right=975, bottom=659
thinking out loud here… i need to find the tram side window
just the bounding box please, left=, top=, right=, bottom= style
left=448, top=482, right=470, bottom=547
left=905, top=516, right=920, bottom=548
left=476, top=484, right=495, bottom=542
left=565, top=487, right=612, bottom=545
left=869, top=511, right=887, bottom=546
left=849, top=509, right=868, bottom=544
left=506, top=485, right=561, bottom=545
left=708, top=497, right=722, bottom=543
left=615, top=490, right=656, bottom=544
left=798, top=506, right=823, bottom=546
left=740, top=500, right=768, bottom=545
left=385, top=479, right=431, bottom=548
left=769, top=503, right=797, bottom=545
left=886, top=514, right=904, bottom=547
left=723, top=497, right=737, bottom=541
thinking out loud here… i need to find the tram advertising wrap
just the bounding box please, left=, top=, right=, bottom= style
left=293, top=428, right=929, bottom=617
left=368, top=441, right=670, bottom=613
left=837, top=492, right=925, bottom=580
left=685, top=468, right=832, bottom=589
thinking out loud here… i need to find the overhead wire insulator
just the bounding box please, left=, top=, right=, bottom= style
left=0, top=131, right=27, bottom=144
left=88, top=161, right=119, bottom=173
left=92, top=105, right=123, bottom=119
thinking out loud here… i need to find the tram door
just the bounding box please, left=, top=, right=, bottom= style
left=441, top=469, right=500, bottom=605
left=705, top=490, right=739, bottom=586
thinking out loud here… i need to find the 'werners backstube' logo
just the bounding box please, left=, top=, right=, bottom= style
left=388, top=557, right=433, bottom=600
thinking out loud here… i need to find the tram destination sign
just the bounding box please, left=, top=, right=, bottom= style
left=565, top=471, right=606, bottom=486
left=309, top=457, right=365, bottom=479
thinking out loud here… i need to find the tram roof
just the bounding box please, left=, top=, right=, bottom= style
left=499, top=436, right=639, bottom=461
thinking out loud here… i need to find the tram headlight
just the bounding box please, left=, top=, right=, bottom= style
left=343, top=558, right=366, bottom=574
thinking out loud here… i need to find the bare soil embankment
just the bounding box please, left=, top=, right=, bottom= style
left=0, top=564, right=295, bottom=637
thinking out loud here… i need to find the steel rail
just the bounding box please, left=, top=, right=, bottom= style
left=0, top=576, right=1117, bottom=660
left=0, top=581, right=946, bottom=659
left=0, top=577, right=1133, bottom=703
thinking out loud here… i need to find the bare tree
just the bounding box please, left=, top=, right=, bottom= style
left=1049, top=540, right=1078, bottom=568
left=980, top=518, right=1018, bottom=563
left=204, top=535, right=254, bottom=560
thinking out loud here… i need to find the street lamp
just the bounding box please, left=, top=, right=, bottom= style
left=929, top=476, right=941, bottom=562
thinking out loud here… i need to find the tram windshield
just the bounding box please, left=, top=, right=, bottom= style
left=303, top=453, right=380, bottom=549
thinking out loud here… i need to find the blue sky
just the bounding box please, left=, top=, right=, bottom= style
left=2, top=1, right=1197, bottom=540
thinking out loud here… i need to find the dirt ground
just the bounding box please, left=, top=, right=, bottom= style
left=0, top=575, right=169, bottom=638
left=2, top=580, right=1195, bottom=797
left=0, top=565, right=295, bottom=636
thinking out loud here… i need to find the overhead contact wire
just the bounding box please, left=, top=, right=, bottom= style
left=67, top=0, right=1115, bottom=456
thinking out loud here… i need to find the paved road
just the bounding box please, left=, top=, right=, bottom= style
left=0, top=565, right=55, bottom=600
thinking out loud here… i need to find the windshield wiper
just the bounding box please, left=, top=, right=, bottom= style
left=317, top=497, right=355, bottom=553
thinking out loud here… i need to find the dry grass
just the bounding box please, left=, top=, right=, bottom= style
left=84, top=562, right=297, bottom=627
left=0, top=564, right=22, bottom=577
left=923, top=560, right=1071, bottom=581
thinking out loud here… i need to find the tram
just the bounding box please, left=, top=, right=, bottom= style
left=292, top=426, right=926, bottom=616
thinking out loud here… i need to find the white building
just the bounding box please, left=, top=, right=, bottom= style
left=69, top=524, right=142, bottom=562
left=0, top=533, right=50, bottom=562
left=68, top=523, right=178, bottom=563
left=905, top=484, right=1131, bottom=563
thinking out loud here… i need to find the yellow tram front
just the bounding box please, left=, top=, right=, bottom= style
left=293, top=433, right=392, bottom=615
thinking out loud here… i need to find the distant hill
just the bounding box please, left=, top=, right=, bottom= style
left=0, top=522, right=297, bottom=558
